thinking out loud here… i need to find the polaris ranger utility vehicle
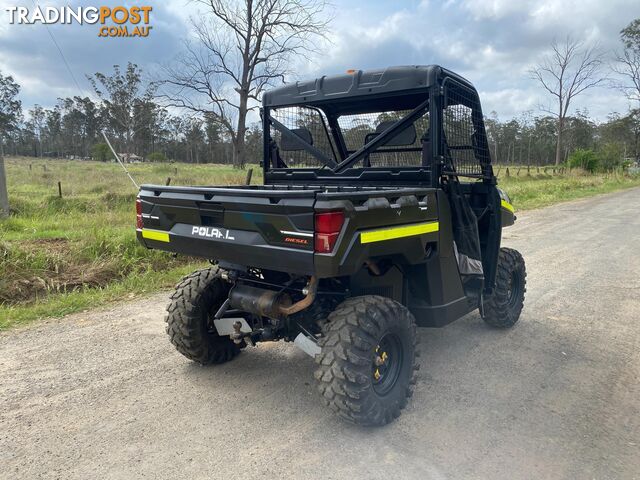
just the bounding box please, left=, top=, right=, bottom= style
left=136, top=65, right=526, bottom=426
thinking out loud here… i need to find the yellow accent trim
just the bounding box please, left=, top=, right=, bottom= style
left=141, top=229, right=170, bottom=243
left=501, top=199, right=515, bottom=213
left=360, top=221, right=439, bottom=244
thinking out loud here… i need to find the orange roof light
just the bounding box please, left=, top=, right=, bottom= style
left=346, top=69, right=357, bottom=74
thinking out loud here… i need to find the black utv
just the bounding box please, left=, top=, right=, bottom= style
left=136, top=65, right=526, bottom=426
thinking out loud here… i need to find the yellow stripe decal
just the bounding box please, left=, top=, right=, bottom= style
left=360, top=221, right=439, bottom=244
left=141, top=229, right=170, bottom=243
left=501, top=199, right=515, bottom=213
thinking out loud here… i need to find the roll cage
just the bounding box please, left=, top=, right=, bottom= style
left=261, top=65, right=495, bottom=188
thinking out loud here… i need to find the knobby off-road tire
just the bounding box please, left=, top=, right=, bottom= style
left=483, top=247, right=526, bottom=328
left=314, top=296, right=419, bottom=426
left=165, top=267, right=240, bottom=365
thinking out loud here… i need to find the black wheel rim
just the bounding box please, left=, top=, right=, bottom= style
left=507, top=269, right=522, bottom=308
left=372, top=333, right=403, bottom=396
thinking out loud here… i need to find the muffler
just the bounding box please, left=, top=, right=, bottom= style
left=228, top=284, right=291, bottom=319
left=227, top=277, right=317, bottom=319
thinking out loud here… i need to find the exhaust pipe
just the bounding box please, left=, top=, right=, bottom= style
left=278, top=276, right=317, bottom=316
left=228, top=277, right=317, bottom=319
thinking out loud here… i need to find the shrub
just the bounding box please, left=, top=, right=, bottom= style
left=91, top=143, right=113, bottom=162
left=568, top=148, right=599, bottom=173
left=598, top=143, right=624, bottom=171
left=147, top=152, right=167, bottom=162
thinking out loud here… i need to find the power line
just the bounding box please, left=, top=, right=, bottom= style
left=36, top=5, right=85, bottom=96
left=32, top=0, right=139, bottom=189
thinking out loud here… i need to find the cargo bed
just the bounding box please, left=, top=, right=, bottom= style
left=136, top=184, right=436, bottom=276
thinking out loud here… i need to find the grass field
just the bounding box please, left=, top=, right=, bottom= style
left=497, top=169, right=640, bottom=210
left=0, top=157, right=255, bottom=329
left=1, top=156, right=639, bottom=329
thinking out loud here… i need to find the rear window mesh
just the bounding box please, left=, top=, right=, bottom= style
left=337, top=111, right=429, bottom=167
left=269, top=106, right=336, bottom=168
left=442, top=83, right=491, bottom=177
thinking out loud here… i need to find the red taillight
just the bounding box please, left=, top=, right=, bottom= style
left=136, top=198, right=143, bottom=229
left=315, top=211, right=344, bottom=253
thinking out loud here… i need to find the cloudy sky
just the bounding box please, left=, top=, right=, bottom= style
left=1, top=0, right=639, bottom=122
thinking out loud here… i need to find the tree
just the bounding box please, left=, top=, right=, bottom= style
left=45, top=106, right=62, bottom=157
left=204, top=112, right=224, bottom=163
left=133, top=101, right=165, bottom=156
left=87, top=63, right=156, bottom=155
left=531, top=37, right=605, bottom=165
left=29, top=105, right=45, bottom=157
left=621, top=19, right=640, bottom=49
left=613, top=18, right=640, bottom=106
left=0, top=71, right=22, bottom=218
left=159, top=0, right=330, bottom=168
left=167, top=116, right=185, bottom=161
left=184, top=118, right=205, bottom=163
left=600, top=109, right=640, bottom=161
left=92, top=143, right=112, bottom=162
left=244, top=123, right=263, bottom=162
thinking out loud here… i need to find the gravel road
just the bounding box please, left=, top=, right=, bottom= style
left=2, top=188, right=639, bottom=480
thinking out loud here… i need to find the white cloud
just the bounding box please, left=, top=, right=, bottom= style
left=302, top=0, right=637, bottom=121
left=461, top=0, right=528, bottom=20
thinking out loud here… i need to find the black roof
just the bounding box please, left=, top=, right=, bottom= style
left=262, top=65, right=476, bottom=107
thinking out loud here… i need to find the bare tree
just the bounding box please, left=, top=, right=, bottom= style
left=159, top=0, right=331, bottom=168
left=613, top=19, right=640, bottom=106
left=613, top=49, right=640, bottom=104
left=530, top=37, right=605, bottom=165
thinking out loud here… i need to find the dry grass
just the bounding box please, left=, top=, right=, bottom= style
left=0, top=158, right=254, bottom=314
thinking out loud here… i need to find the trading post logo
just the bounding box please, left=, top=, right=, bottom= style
left=6, top=5, right=153, bottom=38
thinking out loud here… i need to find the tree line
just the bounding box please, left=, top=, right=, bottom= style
left=0, top=64, right=263, bottom=165
left=484, top=109, right=639, bottom=169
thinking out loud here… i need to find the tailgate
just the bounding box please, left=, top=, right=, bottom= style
left=137, top=185, right=319, bottom=274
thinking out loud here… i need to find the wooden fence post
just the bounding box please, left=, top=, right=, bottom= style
left=505, top=167, right=510, bottom=177
left=245, top=168, right=253, bottom=185
left=166, top=177, right=171, bottom=186
left=0, top=154, right=9, bottom=218
left=58, top=181, right=62, bottom=198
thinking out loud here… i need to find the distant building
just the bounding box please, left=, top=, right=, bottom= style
left=118, top=153, right=144, bottom=163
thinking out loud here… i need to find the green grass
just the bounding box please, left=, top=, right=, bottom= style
left=498, top=170, right=640, bottom=210
left=0, top=157, right=255, bottom=329
left=1, top=157, right=639, bottom=330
